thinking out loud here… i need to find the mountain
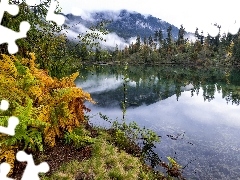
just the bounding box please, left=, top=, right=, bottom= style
left=62, top=9, right=193, bottom=48
left=99, top=10, right=181, bottom=39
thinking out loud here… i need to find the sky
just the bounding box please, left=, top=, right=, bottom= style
left=57, top=0, right=240, bottom=36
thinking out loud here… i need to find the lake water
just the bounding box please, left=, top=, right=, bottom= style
left=75, top=65, right=240, bottom=179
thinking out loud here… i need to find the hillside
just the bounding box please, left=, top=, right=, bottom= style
left=62, top=9, right=194, bottom=47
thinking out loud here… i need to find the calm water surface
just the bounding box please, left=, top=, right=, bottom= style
left=75, top=65, right=240, bottom=179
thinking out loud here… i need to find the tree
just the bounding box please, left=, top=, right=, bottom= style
left=114, top=44, right=119, bottom=56
left=95, top=48, right=101, bottom=61
left=123, top=46, right=129, bottom=58
left=177, top=25, right=185, bottom=45
left=158, top=30, right=163, bottom=45
left=1, top=0, right=63, bottom=56
left=1, top=0, right=109, bottom=78
left=154, top=30, right=159, bottom=42
left=166, top=26, right=172, bottom=45
left=212, top=23, right=221, bottom=51
left=148, top=35, right=154, bottom=48
left=195, top=28, right=204, bottom=44
left=232, top=35, right=240, bottom=64
left=143, top=36, right=148, bottom=45
left=135, top=35, right=141, bottom=52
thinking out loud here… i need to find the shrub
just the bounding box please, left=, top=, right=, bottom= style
left=0, top=53, right=93, bottom=172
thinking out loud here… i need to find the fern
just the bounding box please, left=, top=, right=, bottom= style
left=0, top=53, right=94, bottom=172
left=64, top=126, right=95, bottom=148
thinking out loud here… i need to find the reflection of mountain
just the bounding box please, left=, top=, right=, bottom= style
left=93, top=83, right=195, bottom=108
left=76, top=67, right=198, bottom=108
left=76, top=65, right=240, bottom=107
left=89, top=82, right=181, bottom=108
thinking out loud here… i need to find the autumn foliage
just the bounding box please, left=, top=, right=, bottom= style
left=0, top=53, right=93, bottom=172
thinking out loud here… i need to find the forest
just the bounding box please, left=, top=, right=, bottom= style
left=0, top=0, right=240, bottom=179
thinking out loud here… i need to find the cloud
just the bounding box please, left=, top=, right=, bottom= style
left=76, top=75, right=124, bottom=94
left=58, top=0, right=240, bottom=36
left=70, top=8, right=95, bottom=21
left=61, top=23, right=89, bottom=41
left=77, top=74, right=138, bottom=94
left=184, top=33, right=197, bottom=42
left=127, top=36, right=137, bottom=44
left=62, top=18, right=132, bottom=49
left=95, top=10, right=123, bottom=21
left=101, top=32, right=129, bottom=49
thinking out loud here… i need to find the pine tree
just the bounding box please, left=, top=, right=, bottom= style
left=158, top=30, right=163, bottom=45
left=148, top=36, right=154, bottom=48
left=177, top=25, right=185, bottom=45
left=144, top=36, right=148, bottom=45
left=166, top=26, right=172, bottom=45
left=195, top=28, right=204, bottom=44
left=135, top=35, right=141, bottom=52
left=154, top=30, right=159, bottom=43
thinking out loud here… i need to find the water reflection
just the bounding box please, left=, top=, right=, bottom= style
left=76, top=65, right=240, bottom=107
left=75, top=65, right=240, bottom=179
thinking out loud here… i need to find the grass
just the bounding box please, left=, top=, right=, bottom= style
left=40, top=129, right=164, bottom=180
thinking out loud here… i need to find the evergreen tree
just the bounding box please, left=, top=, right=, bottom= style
left=124, top=46, right=129, bottom=58
left=195, top=28, right=204, bottom=44
left=114, top=44, right=119, bottom=56
left=135, top=35, right=141, bottom=52
left=148, top=35, right=154, bottom=48
left=213, top=23, right=221, bottom=50
left=177, top=25, right=185, bottom=45
left=158, top=30, right=163, bottom=44
left=232, top=35, right=240, bottom=63
left=166, top=26, right=172, bottom=45
left=144, top=36, right=148, bottom=45
left=154, top=30, right=159, bottom=43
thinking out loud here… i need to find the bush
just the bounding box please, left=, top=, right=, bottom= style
left=0, top=53, right=93, bottom=173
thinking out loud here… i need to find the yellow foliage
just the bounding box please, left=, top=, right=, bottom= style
left=0, top=145, right=16, bottom=174
left=0, top=54, right=18, bottom=78
left=0, top=53, right=94, bottom=171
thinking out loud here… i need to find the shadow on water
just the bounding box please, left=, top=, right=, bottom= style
left=76, top=64, right=240, bottom=179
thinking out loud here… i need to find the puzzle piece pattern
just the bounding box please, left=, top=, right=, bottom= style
left=25, top=0, right=65, bottom=26
left=0, top=0, right=63, bottom=178
left=45, top=0, right=65, bottom=26
left=0, top=100, right=19, bottom=136
left=0, top=99, right=18, bottom=179
left=0, top=0, right=31, bottom=54
left=206, top=21, right=240, bottom=37
left=0, top=151, right=49, bottom=180
left=0, top=163, right=14, bottom=180
left=16, top=151, right=49, bottom=180
left=0, top=0, right=65, bottom=54
left=0, top=100, right=49, bottom=179
left=0, top=116, right=19, bottom=136
left=227, top=21, right=240, bottom=35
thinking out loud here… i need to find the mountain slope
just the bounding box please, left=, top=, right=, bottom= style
left=98, top=9, right=179, bottom=39
left=63, top=9, right=193, bottom=47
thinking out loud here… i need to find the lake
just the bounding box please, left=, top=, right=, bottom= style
left=75, top=64, right=240, bottom=179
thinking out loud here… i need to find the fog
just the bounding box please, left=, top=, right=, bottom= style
left=62, top=15, right=135, bottom=50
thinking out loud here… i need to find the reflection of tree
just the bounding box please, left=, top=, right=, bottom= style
left=76, top=65, right=240, bottom=106
left=222, top=85, right=240, bottom=105
left=202, top=84, right=216, bottom=102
